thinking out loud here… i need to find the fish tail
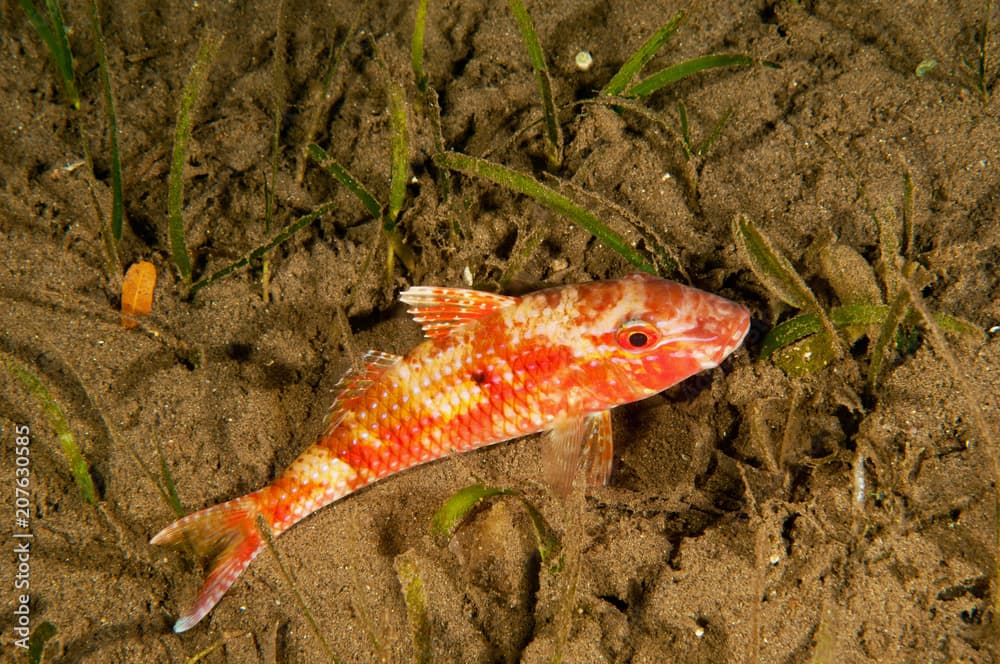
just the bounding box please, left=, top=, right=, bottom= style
left=150, top=491, right=266, bottom=632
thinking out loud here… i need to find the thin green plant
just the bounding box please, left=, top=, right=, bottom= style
left=308, top=144, right=381, bottom=215
left=733, top=213, right=842, bottom=373
left=585, top=8, right=773, bottom=212
left=822, top=147, right=982, bottom=389
left=302, top=22, right=426, bottom=276
left=627, top=53, right=758, bottom=98
left=434, top=151, right=656, bottom=274
left=307, top=141, right=416, bottom=275
left=960, top=0, right=994, bottom=104
left=156, top=438, right=186, bottom=518
left=89, top=1, right=124, bottom=277
left=18, top=0, right=80, bottom=108
left=736, top=163, right=982, bottom=377
left=677, top=99, right=733, bottom=160
left=262, top=0, right=288, bottom=303
left=546, top=171, right=681, bottom=277
left=601, top=9, right=772, bottom=99
left=186, top=639, right=229, bottom=663
left=168, top=31, right=223, bottom=287
left=603, top=10, right=686, bottom=95
left=411, top=0, right=430, bottom=92
left=333, top=35, right=420, bottom=276
left=394, top=553, right=432, bottom=664
left=27, top=621, right=58, bottom=664
left=496, top=222, right=547, bottom=290
left=3, top=354, right=96, bottom=504
left=507, top=0, right=562, bottom=168
left=256, top=514, right=341, bottom=663
left=189, top=201, right=337, bottom=298
left=432, top=482, right=559, bottom=563
left=22, top=0, right=126, bottom=282
left=386, top=74, right=417, bottom=274
left=431, top=483, right=514, bottom=537
left=573, top=95, right=722, bottom=211
left=296, top=0, right=370, bottom=183
left=409, top=3, right=454, bottom=206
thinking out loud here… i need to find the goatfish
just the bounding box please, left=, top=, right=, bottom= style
left=151, top=273, right=751, bottom=632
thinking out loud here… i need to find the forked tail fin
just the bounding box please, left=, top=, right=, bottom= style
left=150, top=492, right=265, bottom=632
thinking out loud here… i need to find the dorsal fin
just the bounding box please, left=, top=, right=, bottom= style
left=324, top=350, right=402, bottom=433
left=399, top=286, right=519, bottom=339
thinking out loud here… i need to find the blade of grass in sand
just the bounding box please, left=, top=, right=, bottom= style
left=295, top=0, right=369, bottom=184
left=760, top=304, right=982, bottom=359
left=868, top=288, right=910, bottom=390
left=307, top=144, right=382, bottom=217
left=89, top=2, right=123, bottom=245
left=395, top=553, right=432, bottom=664
left=189, top=201, right=337, bottom=297
left=435, top=151, right=655, bottom=273
left=27, top=621, right=58, bottom=664
left=431, top=483, right=513, bottom=537
left=4, top=355, right=96, bottom=504
left=262, top=0, right=288, bottom=302
left=900, top=164, right=915, bottom=260
left=386, top=77, right=416, bottom=273
left=506, top=0, right=562, bottom=168
left=549, top=174, right=680, bottom=276
left=155, top=438, right=185, bottom=518
left=411, top=0, right=430, bottom=92
left=603, top=9, right=685, bottom=96
left=497, top=223, right=546, bottom=290
left=963, top=0, right=992, bottom=103
left=513, top=495, right=559, bottom=563
left=426, top=87, right=454, bottom=204
left=19, top=0, right=80, bottom=108
left=695, top=106, right=734, bottom=157
left=387, top=81, right=409, bottom=225
left=257, top=515, right=340, bottom=663
left=187, top=640, right=228, bottom=663
left=677, top=100, right=692, bottom=158
left=168, top=31, right=223, bottom=286
left=732, top=214, right=838, bottom=347
left=760, top=305, right=886, bottom=358
left=627, top=54, right=755, bottom=98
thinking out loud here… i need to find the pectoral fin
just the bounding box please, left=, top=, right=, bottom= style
left=543, top=410, right=614, bottom=497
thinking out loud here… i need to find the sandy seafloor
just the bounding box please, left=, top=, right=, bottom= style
left=1, top=1, right=999, bottom=661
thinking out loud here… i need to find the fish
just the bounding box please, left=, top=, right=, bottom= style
left=150, top=273, right=751, bottom=632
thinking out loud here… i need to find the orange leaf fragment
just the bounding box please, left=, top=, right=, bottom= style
left=121, top=261, right=157, bottom=329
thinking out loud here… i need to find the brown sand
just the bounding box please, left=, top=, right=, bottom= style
left=1, top=1, right=998, bottom=661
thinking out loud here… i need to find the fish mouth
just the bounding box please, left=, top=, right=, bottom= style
left=723, top=316, right=751, bottom=354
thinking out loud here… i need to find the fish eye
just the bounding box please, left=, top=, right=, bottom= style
left=615, top=320, right=659, bottom=351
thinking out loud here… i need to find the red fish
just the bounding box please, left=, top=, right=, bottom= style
left=151, top=273, right=750, bottom=632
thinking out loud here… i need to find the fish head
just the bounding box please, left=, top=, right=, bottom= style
left=569, top=274, right=751, bottom=404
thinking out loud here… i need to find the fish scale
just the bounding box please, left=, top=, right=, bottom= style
left=151, top=273, right=750, bottom=632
